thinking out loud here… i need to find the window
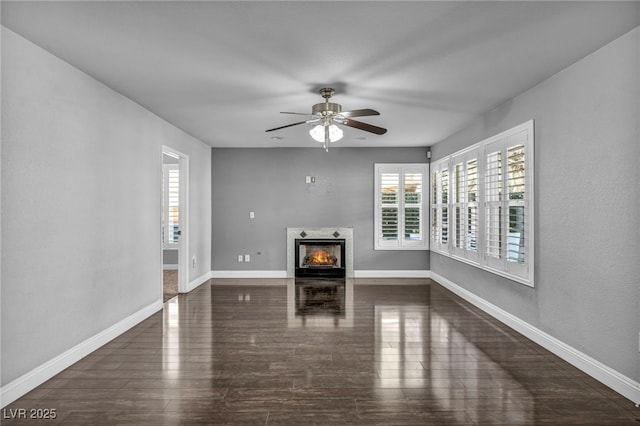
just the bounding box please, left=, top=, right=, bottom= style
left=430, top=120, right=534, bottom=286
left=375, top=164, right=429, bottom=250
left=162, top=164, right=180, bottom=248
left=450, top=151, right=480, bottom=263
left=430, top=162, right=448, bottom=253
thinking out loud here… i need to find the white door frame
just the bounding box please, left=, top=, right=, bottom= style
left=162, top=146, right=189, bottom=294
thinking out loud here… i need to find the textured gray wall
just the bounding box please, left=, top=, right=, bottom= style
left=163, top=249, right=179, bottom=266
left=211, top=147, right=430, bottom=272
left=1, top=28, right=211, bottom=386
left=431, top=28, right=639, bottom=381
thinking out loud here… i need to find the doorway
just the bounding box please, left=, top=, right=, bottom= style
left=162, top=147, right=189, bottom=301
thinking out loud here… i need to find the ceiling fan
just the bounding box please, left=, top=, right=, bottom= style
left=265, top=88, right=387, bottom=151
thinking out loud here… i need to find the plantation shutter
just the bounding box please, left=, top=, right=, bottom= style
left=375, top=164, right=428, bottom=250
left=465, top=157, right=479, bottom=260
left=450, top=150, right=480, bottom=263
left=162, top=165, right=180, bottom=246
left=484, top=147, right=503, bottom=269
left=381, top=172, right=400, bottom=244
left=505, top=131, right=529, bottom=279
left=452, top=161, right=465, bottom=253
left=403, top=172, right=423, bottom=243
left=429, top=120, right=533, bottom=285
left=430, top=162, right=449, bottom=254
left=483, top=127, right=531, bottom=281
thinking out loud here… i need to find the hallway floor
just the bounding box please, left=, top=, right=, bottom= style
left=163, top=269, right=178, bottom=302
left=4, top=279, right=638, bottom=425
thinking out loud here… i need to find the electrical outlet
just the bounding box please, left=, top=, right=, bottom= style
left=244, top=254, right=250, bottom=262
left=238, top=255, right=243, bottom=263
left=250, top=211, right=255, bottom=219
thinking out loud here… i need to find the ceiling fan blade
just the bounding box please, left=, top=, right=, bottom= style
left=280, top=112, right=311, bottom=115
left=338, top=108, right=380, bottom=118
left=339, top=118, right=387, bottom=135
left=265, top=121, right=309, bottom=132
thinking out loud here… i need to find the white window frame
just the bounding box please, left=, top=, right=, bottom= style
left=430, top=120, right=534, bottom=286
left=374, top=163, right=429, bottom=250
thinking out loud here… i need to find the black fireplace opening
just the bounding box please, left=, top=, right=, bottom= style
left=295, top=238, right=346, bottom=278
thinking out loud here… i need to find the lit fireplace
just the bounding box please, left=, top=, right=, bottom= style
left=304, top=249, right=337, bottom=267
left=295, top=238, right=345, bottom=278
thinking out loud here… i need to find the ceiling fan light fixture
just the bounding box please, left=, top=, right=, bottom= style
left=266, top=87, right=385, bottom=151
left=309, top=123, right=343, bottom=143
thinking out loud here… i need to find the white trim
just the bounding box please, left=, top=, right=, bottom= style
left=185, top=271, right=213, bottom=292
left=163, top=264, right=178, bottom=271
left=430, top=271, right=640, bottom=405
left=0, top=299, right=163, bottom=408
left=178, top=155, right=189, bottom=293
left=211, top=278, right=287, bottom=287
left=208, top=270, right=433, bottom=280
left=354, top=270, right=431, bottom=279
left=211, top=270, right=288, bottom=279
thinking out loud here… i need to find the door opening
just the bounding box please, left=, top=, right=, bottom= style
left=162, top=147, right=189, bottom=300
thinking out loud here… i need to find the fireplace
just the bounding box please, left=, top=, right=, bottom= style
left=287, top=228, right=353, bottom=278
left=295, top=239, right=345, bottom=278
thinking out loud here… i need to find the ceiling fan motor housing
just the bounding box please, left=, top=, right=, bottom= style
left=312, top=102, right=342, bottom=117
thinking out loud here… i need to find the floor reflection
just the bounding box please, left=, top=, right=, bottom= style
left=373, top=287, right=536, bottom=424
left=4, top=280, right=633, bottom=425
left=375, top=304, right=429, bottom=388
left=162, top=297, right=180, bottom=379
left=295, top=278, right=345, bottom=315
left=287, top=278, right=354, bottom=328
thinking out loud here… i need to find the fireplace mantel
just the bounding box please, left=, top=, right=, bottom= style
left=287, top=227, right=354, bottom=278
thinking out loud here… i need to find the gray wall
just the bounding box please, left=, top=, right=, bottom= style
left=1, top=28, right=211, bottom=386
left=211, top=147, right=430, bottom=272
left=431, top=27, right=639, bottom=382
left=163, top=249, right=179, bottom=266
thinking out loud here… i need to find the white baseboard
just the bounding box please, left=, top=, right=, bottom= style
left=209, top=270, right=431, bottom=280
left=430, top=271, right=640, bottom=405
left=186, top=271, right=213, bottom=292
left=354, top=270, right=432, bottom=279
left=0, top=299, right=163, bottom=408
left=210, top=270, right=288, bottom=279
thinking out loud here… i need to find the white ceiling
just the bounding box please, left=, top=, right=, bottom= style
left=2, top=1, right=639, bottom=148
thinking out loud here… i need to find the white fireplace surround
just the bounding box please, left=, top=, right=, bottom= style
left=287, top=227, right=354, bottom=278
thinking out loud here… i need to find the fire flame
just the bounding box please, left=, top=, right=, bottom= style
left=304, top=249, right=337, bottom=266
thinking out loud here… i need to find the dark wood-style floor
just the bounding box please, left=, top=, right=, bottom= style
left=4, top=278, right=638, bottom=425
